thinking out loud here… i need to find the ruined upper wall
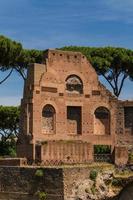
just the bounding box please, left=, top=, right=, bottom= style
left=121, top=100, right=133, bottom=107
left=40, top=49, right=100, bottom=93
left=23, top=49, right=103, bottom=99
left=43, top=49, right=90, bottom=65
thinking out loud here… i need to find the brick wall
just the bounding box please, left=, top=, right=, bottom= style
left=39, top=140, right=93, bottom=165
left=17, top=49, right=118, bottom=162
left=0, top=167, right=64, bottom=200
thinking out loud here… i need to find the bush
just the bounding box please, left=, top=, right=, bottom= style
left=91, top=184, right=96, bottom=195
left=90, top=169, right=98, bottom=181
left=38, top=191, right=47, bottom=200
left=112, top=178, right=122, bottom=187
left=0, top=140, right=16, bottom=157
left=8, top=147, right=17, bottom=157
left=94, top=145, right=111, bottom=154
left=128, top=153, right=133, bottom=162
left=35, top=169, right=44, bottom=177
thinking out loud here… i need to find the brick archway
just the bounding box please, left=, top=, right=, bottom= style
left=42, top=104, right=56, bottom=134
left=94, top=107, right=110, bottom=135
left=65, top=74, right=83, bottom=94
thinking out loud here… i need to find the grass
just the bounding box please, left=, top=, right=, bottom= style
left=113, top=169, right=133, bottom=178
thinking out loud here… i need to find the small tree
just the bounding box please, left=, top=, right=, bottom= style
left=0, top=106, right=20, bottom=156
left=0, top=106, right=20, bottom=141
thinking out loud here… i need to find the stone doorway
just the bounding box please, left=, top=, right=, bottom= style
left=67, top=106, right=82, bottom=135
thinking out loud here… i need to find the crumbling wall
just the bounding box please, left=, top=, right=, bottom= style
left=0, top=167, right=64, bottom=200
left=116, top=101, right=133, bottom=149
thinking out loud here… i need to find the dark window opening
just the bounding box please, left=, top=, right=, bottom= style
left=66, top=75, right=83, bottom=94
left=124, top=107, right=133, bottom=128
left=67, top=106, right=82, bottom=135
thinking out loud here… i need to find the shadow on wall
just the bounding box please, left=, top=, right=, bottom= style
left=118, top=182, right=133, bottom=200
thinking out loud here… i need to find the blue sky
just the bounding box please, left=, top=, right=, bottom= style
left=0, top=0, right=133, bottom=105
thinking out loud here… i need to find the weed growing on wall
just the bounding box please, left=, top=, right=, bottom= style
left=35, top=169, right=44, bottom=177
left=89, top=169, right=98, bottom=181
left=38, top=191, right=47, bottom=200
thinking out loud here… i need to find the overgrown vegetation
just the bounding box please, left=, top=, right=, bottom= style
left=114, top=168, right=133, bottom=178
left=0, top=106, right=20, bottom=157
left=112, top=178, right=122, bottom=187
left=0, top=140, right=16, bottom=157
left=35, top=169, right=44, bottom=177
left=94, top=145, right=111, bottom=154
left=91, top=184, right=96, bottom=195
left=90, top=169, right=98, bottom=181
left=128, top=153, right=133, bottom=163
left=38, top=191, right=47, bottom=200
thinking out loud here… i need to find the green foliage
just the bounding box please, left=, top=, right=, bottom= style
left=38, top=191, right=47, bottom=200
left=91, top=184, right=96, bottom=195
left=35, top=169, right=44, bottom=177
left=94, top=145, right=111, bottom=154
left=128, top=153, right=133, bottom=162
left=8, top=146, right=17, bottom=157
left=0, top=35, right=133, bottom=97
left=0, top=106, right=20, bottom=157
left=112, top=178, right=122, bottom=187
left=0, top=139, right=16, bottom=157
left=60, top=46, right=133, bottom=97
left=114, top=168, right=133, bottom=177
left=0, top=35, right=22, bottom=68
left=17, top=48, right=43, bottom=71
left=90, top=169, right=98, bottom=181
left=0, top=106, right=20, bottom=141
left=0, top=35, right=43, bottom=83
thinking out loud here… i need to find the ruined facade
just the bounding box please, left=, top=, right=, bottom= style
left=17, top=49, right=133, bottom=165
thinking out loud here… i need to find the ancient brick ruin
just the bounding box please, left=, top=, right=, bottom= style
left=16, top=49, right=133, bottom=165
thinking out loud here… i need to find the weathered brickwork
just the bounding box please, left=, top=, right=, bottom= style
left=1, top=166, right=133, bottom=200
left=116, top=101, right=133, bottom=149
left=16, top=49, right=133, bottom=165
left=0, top=167, right=64, bottom=200
left=39, top=141, right=93, bottom=165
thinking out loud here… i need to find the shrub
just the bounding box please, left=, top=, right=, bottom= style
left=8, top=147, right=17, bottom=157
left=91, top=185, right=96, bottom=195
left=112, top=178, right=122, bottom=187
left=94, top=145, right=111, bottom=154
left=38, top=191, right=47, bottom=200
left=128, top=153, right=133, bottom=162
left=90, top=169, right=98, bottom=181
left=35, top=169, right=44, bottom=177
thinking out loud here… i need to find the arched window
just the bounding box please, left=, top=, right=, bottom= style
left=66, top=75, right=83, bottom=94
left=94, top=107, right=110, bottom=135
left=42, top=105, right=55, bottom=133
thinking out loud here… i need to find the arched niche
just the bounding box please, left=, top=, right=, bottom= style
left=94, top=107, right=110, bottom=135
left=65, top=75, right=83, bottom=94
left=42, top=104, right=56, bottom=133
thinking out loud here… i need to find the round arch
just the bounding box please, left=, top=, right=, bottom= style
left=42, top=104, right=56, bottom=133
left=94, top=106, right=110, bottom=135
left=65, top=74, right=83, bottom=94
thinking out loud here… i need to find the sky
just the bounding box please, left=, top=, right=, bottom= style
left=0, top=0, right=133, bottom=105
